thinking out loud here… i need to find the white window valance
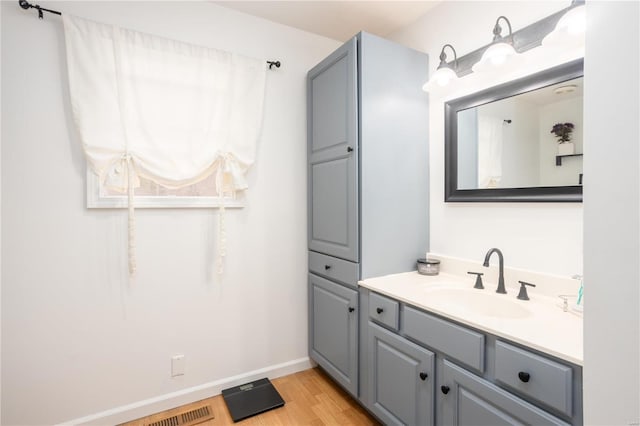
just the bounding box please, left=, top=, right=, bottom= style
left=63, top=14, right=266, bottom=275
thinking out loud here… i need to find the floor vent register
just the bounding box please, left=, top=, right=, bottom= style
left=146, top=404, right=214, bottom=426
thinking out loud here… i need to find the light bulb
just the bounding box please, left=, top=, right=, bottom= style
left=542, top=5, right=586, bottom=47
left=434, top=67, right=457, bottom=86
left=422, top=67, right=458, bottom=92
left=558, top=5, right=586, bottom=35
left=472, top=42, right=517, bottom=72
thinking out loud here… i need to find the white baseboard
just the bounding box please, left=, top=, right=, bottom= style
left=60, top=357, right=313, bottom=426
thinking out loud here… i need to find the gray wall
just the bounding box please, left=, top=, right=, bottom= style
left=584, top=1, right=640, bottom=424
left=359, top=32, right=430, bottom=279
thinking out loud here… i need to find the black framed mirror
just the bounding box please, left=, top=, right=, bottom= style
left=445, top=58, right=584, bottom=202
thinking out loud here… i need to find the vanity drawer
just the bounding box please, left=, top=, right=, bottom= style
left=309, top=251, right=359, bottom=288
left=369, top=292, right=399, bottom=331
left=403, top=306, right=485, bottom=373
left=495, top=340, right=573, bottom=417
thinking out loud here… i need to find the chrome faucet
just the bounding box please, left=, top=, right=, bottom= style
left=483, top=248, right=506, bottom=294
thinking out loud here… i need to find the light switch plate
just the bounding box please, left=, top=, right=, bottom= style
left=171, top=355, right=185, bottom=377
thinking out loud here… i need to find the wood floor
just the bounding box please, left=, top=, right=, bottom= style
left=121, top=368, right=380, bottom=426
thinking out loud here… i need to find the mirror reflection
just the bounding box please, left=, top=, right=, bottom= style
left=457, top=77, right=583, bottom=190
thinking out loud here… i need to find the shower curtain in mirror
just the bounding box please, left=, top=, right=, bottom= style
left=477, top=116, right=504, bottom=189
left=63, top=14, right=266, bottom=276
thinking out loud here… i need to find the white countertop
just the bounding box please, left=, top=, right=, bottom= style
left=359, top=270, right=583, bottom=366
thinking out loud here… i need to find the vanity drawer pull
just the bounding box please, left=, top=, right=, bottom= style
left=368, top=293, right=399, bottom=331
left=348, top=307, right=355, bottom=313
left=419, top=372, right=428, bottom=381
left=495, top=340, right=573, bottom=416
left=308, top=251, right=358, bottom=287
left=441, top=385, right=450, bottom=395
left=518, top=371, right=531, bottom=383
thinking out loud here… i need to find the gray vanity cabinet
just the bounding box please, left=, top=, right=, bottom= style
left=368, top=323, right=434, bottom=426
left=307, top=31, right=429, bottom=399
left=441, top=360, right=569, bottom=426
left=359, top=288, right=583, bottom=425
left=309, top=273, right=358, bottom=395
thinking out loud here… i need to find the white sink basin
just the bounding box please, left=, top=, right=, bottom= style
left=424, top=288, right=532, bottom=319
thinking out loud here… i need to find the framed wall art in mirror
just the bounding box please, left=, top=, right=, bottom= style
left=445, top=58, right=583, bottom=202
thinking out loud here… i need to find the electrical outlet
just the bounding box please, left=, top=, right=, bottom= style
left=171, top=355, right=185, bottom=377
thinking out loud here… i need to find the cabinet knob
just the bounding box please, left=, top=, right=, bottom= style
left=419, top=372, right=428, bottom=381
left=441, top=385, right=450, bottom=395
left=347, top=146, right=354, bottom=153
left=348, top=307, right=355, bottom=313
left=376, top=307, right=384, bottom=314
left=324, top=265, right=331, bottom=270
left=518, top=371, right=530, bottom=383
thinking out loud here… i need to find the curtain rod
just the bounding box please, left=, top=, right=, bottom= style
left=18, top=0, right=282, bottom=70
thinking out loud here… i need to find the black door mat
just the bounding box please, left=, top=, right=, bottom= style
left=221, top=378, right=285, bottom=422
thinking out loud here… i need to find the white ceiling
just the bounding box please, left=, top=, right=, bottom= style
left=213, top=1, right=442, bottom=42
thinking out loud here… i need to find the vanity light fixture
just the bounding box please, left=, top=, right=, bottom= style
left=422, top=44, right=459, bottom=92
left=542, top=0, right=586, bottom=47
left=426, top=5, right=583, bottom=89
left=472, top=16, right=520, bottom=73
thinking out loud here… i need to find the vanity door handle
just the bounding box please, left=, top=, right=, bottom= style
left=347, top=146, right=354, bottom=153
left=441, top=385, right=450, bottom=395
left=419, top=372, right=428, bottom=381
left=518, top=371, right=531, bottom=383
left=348, top=307, right=355, bottom=313
left=324, top=265, right=331, bottom=270
left=376, top=307, right=384, bottom=314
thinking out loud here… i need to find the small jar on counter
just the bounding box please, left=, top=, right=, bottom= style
left=417, top=258, right=440, bottom=275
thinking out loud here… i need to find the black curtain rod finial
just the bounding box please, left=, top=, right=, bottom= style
left=17, top=0, right=62, bottom=19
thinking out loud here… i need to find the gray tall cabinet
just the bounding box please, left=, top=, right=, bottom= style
left=307, top=32, right=429, bottom=398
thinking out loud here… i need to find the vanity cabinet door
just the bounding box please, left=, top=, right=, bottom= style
left=368, top=322, right=434, bottom=426
left=441, top=360, right=569, bottom=426
left=309, top=273, right=358, bottom=396
left=307, top=38, right=359, bottom=262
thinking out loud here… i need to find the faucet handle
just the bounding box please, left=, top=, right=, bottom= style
left=467, top=272, right=485, bottom=289
left=517, top=281, right=536, bottom=300
left=558, top=294, right=572, bottom=312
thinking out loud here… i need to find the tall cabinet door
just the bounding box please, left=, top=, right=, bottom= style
left=309, top=273, right=358, bottom=396
left=368, top=323, right=435, bottom=426
left=307, top=38, right=359, bottom=262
